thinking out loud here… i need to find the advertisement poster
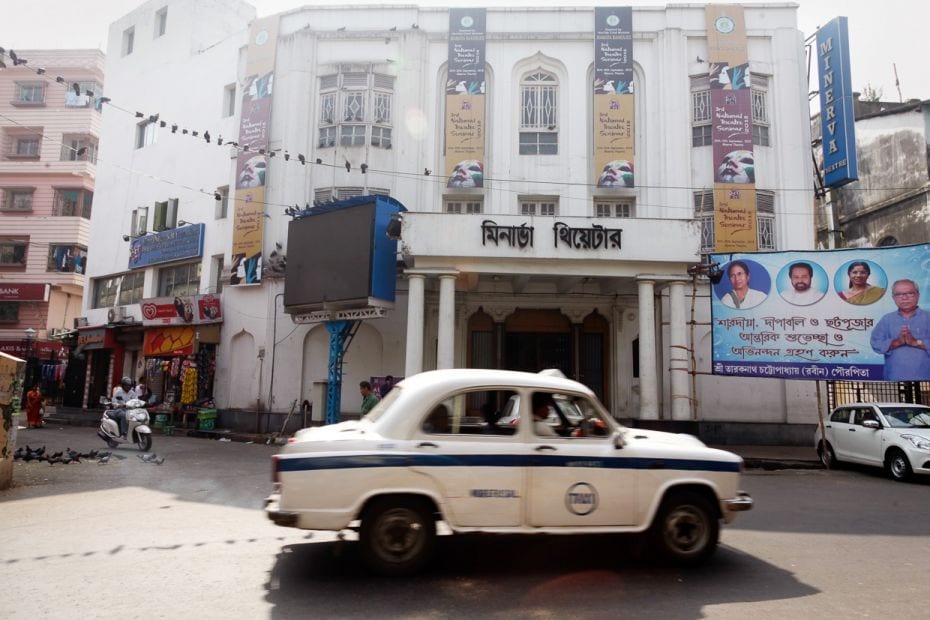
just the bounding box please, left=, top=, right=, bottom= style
left=230, top=16, right=279, bottom=286
left=593, top=6, right=634, bottom=188
left=706, top=5, right=756, bottom=252
left=445, top=8, right=486, bottom=189
left=140, top=294, right=222, bottom=326
left=710, top=244, right=930, bottom=382
left=143, top=326, right=197, bottom=357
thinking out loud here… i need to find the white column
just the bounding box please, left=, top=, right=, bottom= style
left=437, top=274, right=456, bottom=369
left=404, top=273, right=425, bottom=377
left=637, top=279, right=658, bottom=420
left=669, top=281, right=691, bottom=421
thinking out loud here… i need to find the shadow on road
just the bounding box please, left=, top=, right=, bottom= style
left=264, top=534, right=818, bottom=618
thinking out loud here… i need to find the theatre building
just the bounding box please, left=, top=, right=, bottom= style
left=87, top=2, right=819, bottom=442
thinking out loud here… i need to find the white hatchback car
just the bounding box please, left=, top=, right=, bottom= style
left=266, top=369, right=752, bottom=575
left=815, top=402, right=930, bottom=482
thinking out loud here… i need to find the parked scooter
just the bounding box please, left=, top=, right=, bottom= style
left=98, top=397, right=153, bottom=451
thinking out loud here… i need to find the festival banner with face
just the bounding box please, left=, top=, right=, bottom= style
left=445, top=8, right=486, bottom=189
left=230, top=16, right=279, bottom=286
left=706, top=5, right=757, bottom=252
left=594, top=7, right=634, bottom=189
left=710, top=244, right=930, bottom=382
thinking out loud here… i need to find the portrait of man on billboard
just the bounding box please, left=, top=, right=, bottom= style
left=870, top=279, right=930, bottom=381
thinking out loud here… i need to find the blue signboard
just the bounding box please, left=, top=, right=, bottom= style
left=128, top=224, right=205, bottom=269
left=711, top=244, right=930, bottom=382
left=817, top=17, right=858, bottom=188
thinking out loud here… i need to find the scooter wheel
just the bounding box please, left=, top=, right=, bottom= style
left=108, top=440, right=119, bottom=449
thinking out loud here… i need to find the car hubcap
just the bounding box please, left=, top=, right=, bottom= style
left=664, top=505, right=708, bottom=554
left=892, top=456, right=906, bottom=477
left=374, top=508, right=424, bottom=562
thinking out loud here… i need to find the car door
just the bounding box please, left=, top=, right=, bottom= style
left=845, top=406, right=885, bottom=465
left=827, top=407, right=854, bottom=460
left=525, top=391, right=636, bottom=527
left=409, top=389, right=525, bottom=528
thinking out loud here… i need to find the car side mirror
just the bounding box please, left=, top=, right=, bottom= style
left=863, top=419, right=880, bottom=429
left=614, top=429, right=626, bottom=449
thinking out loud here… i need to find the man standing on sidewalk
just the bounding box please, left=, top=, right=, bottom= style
left=359, top=381, right=379, bottom=416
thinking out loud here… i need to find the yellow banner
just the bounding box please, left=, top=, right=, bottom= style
left=444, top=94, right=485, bottom=187
left=230, top=16, right=279, bottom=285
left=713, top=186, right=757, bottom=252
left=594, top=93, right=635, bottom=187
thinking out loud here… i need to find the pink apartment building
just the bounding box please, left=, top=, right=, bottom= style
left=0, top=49, right=104, bottom=405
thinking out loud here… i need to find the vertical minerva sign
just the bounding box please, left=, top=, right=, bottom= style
left=816, top=17, right=858, bottom=188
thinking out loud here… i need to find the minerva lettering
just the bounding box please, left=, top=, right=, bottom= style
left=469, top=489, right=519, bottom=498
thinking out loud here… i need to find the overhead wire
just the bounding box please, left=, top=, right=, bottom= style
left=2, top=45, right=925, bottom=222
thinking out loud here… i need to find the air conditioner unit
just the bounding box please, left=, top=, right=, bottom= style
left=107, top=306, right=127, bottom=323
left=74, top=316, right=89, bottom=328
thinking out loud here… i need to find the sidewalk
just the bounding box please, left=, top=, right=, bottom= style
left=710, top=444, right=821, bottom=470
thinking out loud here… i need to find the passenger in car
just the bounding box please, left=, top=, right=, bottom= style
left=424, top=404, right=450, bottom=434
left=532, top=392, right=557, bottom=437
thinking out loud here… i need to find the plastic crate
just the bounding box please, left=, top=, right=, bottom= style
left=197, top=408, right=218, bottom=421
left=198, top=418, right=216, bottom=431
left=153, top=414, right=168, bottom=429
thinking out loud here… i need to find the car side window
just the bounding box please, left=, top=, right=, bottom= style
left=830, top=409, right=852, bottom=423
left=421, top=389, right=517, bottom=436
left=531, top=392, right=611, bottom=439
left=853, top=408, right=878, bottom=426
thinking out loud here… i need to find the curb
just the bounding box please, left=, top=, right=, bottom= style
left=743, top=458, right=823, bottom=471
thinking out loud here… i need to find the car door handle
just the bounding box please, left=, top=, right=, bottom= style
left=417, top=442, right=439, bottom=448
left=848, top=428, right=856, bottom=432
left=535, top=445, right=556, bottom=451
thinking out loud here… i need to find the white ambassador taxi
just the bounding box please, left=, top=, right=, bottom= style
left=265, top=369, right=752, bottom=575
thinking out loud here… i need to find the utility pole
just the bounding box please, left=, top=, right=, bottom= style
left=893, top=63, right=903, bottom=103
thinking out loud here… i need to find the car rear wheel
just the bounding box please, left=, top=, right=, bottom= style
left=650, top=490, right=719, bottom=566
left=886, top=449, right=912, bottom=482
left=818, top=441, right=838, bottom=469
left=359, top=497, right=436, bottom=576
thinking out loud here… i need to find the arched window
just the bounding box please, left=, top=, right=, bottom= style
left=878, top=236, right=898, bottom=247
left=520, top=71, right=558, bottom=155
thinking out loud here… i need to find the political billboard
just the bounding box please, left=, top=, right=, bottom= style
left=710, top=245, right=930, bottom=381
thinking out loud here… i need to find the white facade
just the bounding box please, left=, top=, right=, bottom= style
left=85, top=2, right=819, bottom=435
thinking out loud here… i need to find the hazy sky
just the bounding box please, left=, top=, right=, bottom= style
left=1, top=1, right=926, bottom=102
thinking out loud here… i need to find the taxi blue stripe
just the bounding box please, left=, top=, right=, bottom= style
left=277, top=453, right=740, bottom=473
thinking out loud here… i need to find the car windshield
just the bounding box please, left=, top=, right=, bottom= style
left=364, top=386, right=402, bottom=422
left=880, top=407, right=930, bottom=428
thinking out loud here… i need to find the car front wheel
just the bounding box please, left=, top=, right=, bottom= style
left=886, top=449, right=912, bottom=482
left=359, top=497, right=436, bottom=576
left=650, top=490, right=719, bottom=566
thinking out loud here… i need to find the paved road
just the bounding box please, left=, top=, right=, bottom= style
left=2, top=425, right=929, bottom=619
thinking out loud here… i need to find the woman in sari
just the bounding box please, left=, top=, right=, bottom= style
left=838, top=261, right=885, bottom=305
left=25, top=385, right=44, bottom=429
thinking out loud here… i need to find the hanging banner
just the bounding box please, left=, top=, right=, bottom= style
left=230, top=16, right=279, bottom=286
left=707, top=5, right=756, bottom=252
left=817, top=17, right=858, bottom=188
left=710, top=244, right=930, bottom=382
left=445, top=8, right=486, bottom=189
left=593, top=6, right=634, bottom=188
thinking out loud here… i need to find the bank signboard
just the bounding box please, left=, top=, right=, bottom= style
left=710, top=245, right=930, bottom=381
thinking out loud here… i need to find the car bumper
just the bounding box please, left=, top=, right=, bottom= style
left=264, top=493, right=299, bottom=528
left=722, top=491, right=753, bottom=519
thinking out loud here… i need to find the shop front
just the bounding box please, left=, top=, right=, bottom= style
left=74, top=326, right=121, bottom=408
left=140, top=294, right=222, bottom=427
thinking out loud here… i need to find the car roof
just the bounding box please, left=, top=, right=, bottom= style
left=834, top=403, right=930, bottom=408
left=372, top=368, right=598, bottom=437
